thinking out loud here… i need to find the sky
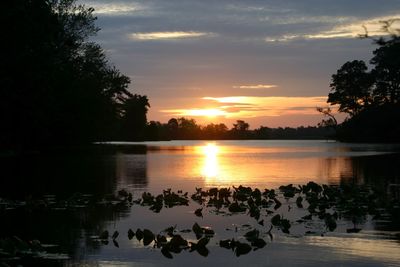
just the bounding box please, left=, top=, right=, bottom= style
left=81, top=0, right=400, bottom=128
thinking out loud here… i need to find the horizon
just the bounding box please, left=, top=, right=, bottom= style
left=82, top=0, right=399, bottom=127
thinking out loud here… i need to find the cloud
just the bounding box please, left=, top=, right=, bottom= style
left=232, top=84, right=278, bottom=89
left=265, top=14, right=400, bottom=42
left=306, top=16, right=400, bottom=39
left=86, top=2, right=142, bottom=15
left=128, top=31, right=215, bottom=40
left=160, top=108, right=228, bottom=117
left=161, top=96, right=329, bottom=119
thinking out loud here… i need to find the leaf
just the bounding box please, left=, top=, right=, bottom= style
left=271, top=214, right=281, bottom=226
left=244, top=229, right=259, bottom=242
left=251, top=238, right=266, bottom=249
left=219, top=239, right=231, bottom=249
left=127, top=229, right=135, bottom=240
left=196, top=246, right=209, bottom=257
left=135, top=229, right=144, bottom=241
left=164, top=225, right=176, bottom=236
left=169, top=235, right=188, bottom=248
left=296, top=196, right=303, bottom=208
left=325, top=216, right=337, bottom=232
left=195, top=208, right=203, bottom=217
left=281, top=219, right=291, bottom=230
left=228, top=202, right=246, bottom=213
left=197, top=237, right=209, bottom=248
left=161, top=246, right=173, bottom=259
left=143, top=229, right=155, bottom=246
left=192, top=222, right=203, bottom=239
left=235, top=242, right=252, bottom=257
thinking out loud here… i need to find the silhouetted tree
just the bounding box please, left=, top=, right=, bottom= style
left=231, top=120, right=250, bottom=139
left=177, top=117, right=200, bottom=139
left=316, top=107, right=338, bottom=129
left=146, top=121, right=164, bottom=141
left=370, top=34, right=400, bottom=104
left=324, top=20, right=400, bottom=142
left=232, top=120, right=249, bottom=131
left=121, top=95, right=150, bottom=141
left=328, top=60, right=373, bottom=116
left=202, top=123, right=228, bottom=139
left=167, top=118, right=179, bottom=139
left=0, top=0, right=134, bottom=150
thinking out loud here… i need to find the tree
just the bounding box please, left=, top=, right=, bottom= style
left=121, top=95, right=150, bottom=141
left=232, top=120, right=249, bottom=131
left=327, top=60, right=373, bottom=116
left=202, top=123, right=228, bottom=139
left=370, top=34, right=400, bottom=104
left=0, top=0, right=133, bottom=149
left=231, top=120, right=250, bottom=139
left=166, top=118, right=179, bottom=139
left=324, top=20, right=400, bottom=142
left=177, top=117, right=200, bottom=139
left=316, top=107, right=338, bottom=129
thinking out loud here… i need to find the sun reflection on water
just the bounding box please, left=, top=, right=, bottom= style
left=201, top=143, right=219, bottom=179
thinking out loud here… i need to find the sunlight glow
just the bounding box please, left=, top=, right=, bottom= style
left=161, top=96, right=329, bottom=120
left=265, top=15, right=400, bottom=42
left=160, top=108, right=227, bottom=117
left=233, top=84, right=277, bottom=89
left=129, top=31, right=212, bottom=40
left=307, top=15, right=400, bottom=39
left=88, top=2, right=141, bottom=15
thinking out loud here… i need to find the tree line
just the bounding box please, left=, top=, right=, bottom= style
left=144, top=118, right=334, bottom=141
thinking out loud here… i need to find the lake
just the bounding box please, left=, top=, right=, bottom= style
left=1, top=140, right=400, bottom=266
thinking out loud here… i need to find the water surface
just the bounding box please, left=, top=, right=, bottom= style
left=1, top=140, right=400, bottom=266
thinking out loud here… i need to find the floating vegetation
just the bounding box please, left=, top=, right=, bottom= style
left=0, top=236, right=69, bottom=265
left=1, top=182, right=400, bottom=263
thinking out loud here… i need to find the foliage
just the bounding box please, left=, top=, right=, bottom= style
left=0, top=0, right=150, bottom=149
left=143, top=118, right=334, bottom=140
left=120, top=95, right=150, bottom=141
left=328, top=60, right=373, bottom=116
left=324, top=20, right=400, bottom=142
left=316, top=107, right=337, bottom=129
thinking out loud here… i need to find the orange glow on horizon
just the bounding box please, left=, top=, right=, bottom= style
left=160, top=95, right=332, bottom=121
left=160, top=108, right=228, bottom=118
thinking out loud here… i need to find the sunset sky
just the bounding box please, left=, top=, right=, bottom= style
left=82, top=0, right=400, bottom=128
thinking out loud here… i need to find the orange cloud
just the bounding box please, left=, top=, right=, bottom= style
left=161, top=96, right=329, bottom=119
left=232, top=84, right=278, bottom=89
left=128, top=31, right=214, bottom=40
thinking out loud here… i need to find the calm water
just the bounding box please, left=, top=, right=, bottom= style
left=1, top=140, right=400, bottom=266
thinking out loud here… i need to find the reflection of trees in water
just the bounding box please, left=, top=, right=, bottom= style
left=115, top=151, right=148, bottom=190
left=321, top=153, right=400, bottom=189
left=0, top=152, right=117, bottom=198
left=321, top=157, right=357, bottom=185
left=317, top=153, right=400, bottom=188
left=0, top=148, right=149, bottom=263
